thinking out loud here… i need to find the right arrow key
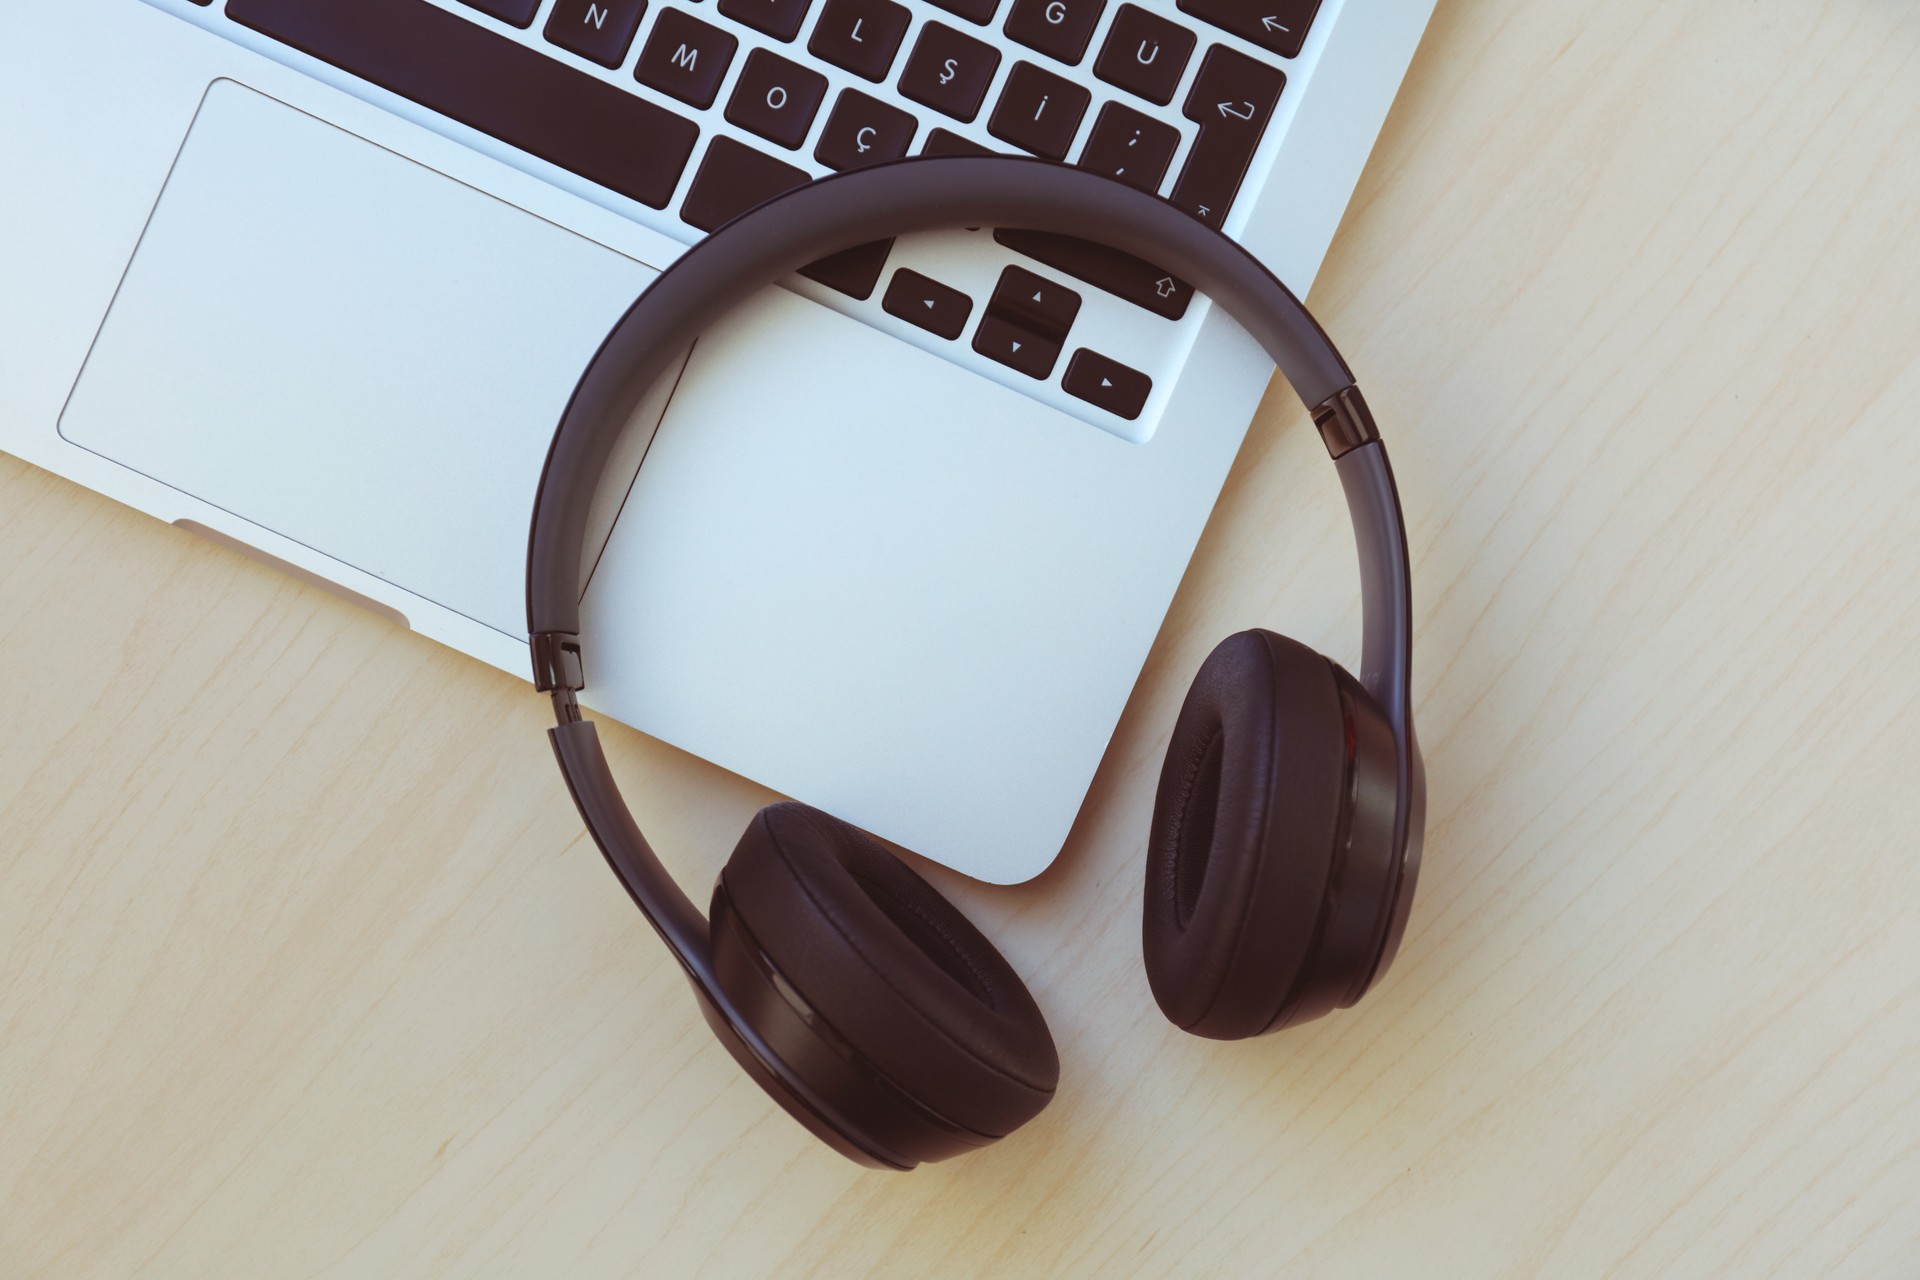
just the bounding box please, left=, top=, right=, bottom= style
left=1063, top=349, right=1153, bottom=421
left=1175, top=0, right=1320, bottom=60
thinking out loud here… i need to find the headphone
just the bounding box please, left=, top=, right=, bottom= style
left=526, top=157, right=1424, bottom=1170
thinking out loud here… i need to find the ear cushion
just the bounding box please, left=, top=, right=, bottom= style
left=719, top=803, right=1058, bottom=1138
left=1143, top=630, right=1347, bottom=1039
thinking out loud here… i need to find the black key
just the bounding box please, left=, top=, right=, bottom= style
left=808, top=0, right=910, bottom=81
left=1176, top=0, right=1318, bottom=59
left=923, top=0, right=999, bottom=24
left=230, top=0, right=699, bottom=209
left=973, top=264, right=1079, bottom=377
left=680, top=136, right=808, bottom=229
left=898, top=23, right=1000, bottom=123
left=987, top=62, right=1089, bottom=159
left=1078, top=101, right=1178, bottom=191
left=815, top=90, right=917, bottom=168
left=459, top=0, right=540, bottom=28
left=726, top=49, right=827, bottom=149
left=883, top=269, right=972, bottom=339
left=972, top=315, right=1059, bottom=378
left=799, top=240, right=894, bottom=299
left=718, top=0, right=810, bottom=41
left=990, top=264, right=1080, bottom=336
left=1171, top=45, right=1284, bottom=227
left=1093, top=5, right=1194, bottom=105
left=545, top=0, right=647, bottom=68
left=922, top=128, right=993, bottom=155
left=1003, top=0, right=1104, bottom=64
left=1063, top=349, right=1151, bottom=419
left=636, top=9, right=737, bottom=108
left=993, top=228, right=1191, bottom=319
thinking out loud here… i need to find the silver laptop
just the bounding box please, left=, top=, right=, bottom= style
left=0, top=0, right=1435, bottom=883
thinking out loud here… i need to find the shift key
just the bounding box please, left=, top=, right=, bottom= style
left=228, top=0, right=700, bottom=209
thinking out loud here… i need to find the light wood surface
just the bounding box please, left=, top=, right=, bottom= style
left=6, top=1, right=1919, bottom=1275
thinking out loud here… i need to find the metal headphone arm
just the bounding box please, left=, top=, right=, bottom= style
left=522, top=160, right=1423, bottom=1148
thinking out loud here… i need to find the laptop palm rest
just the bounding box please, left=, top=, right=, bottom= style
left=59, top=79, right=674, bottom=637
left=60, top=79, right=1261, bottom=882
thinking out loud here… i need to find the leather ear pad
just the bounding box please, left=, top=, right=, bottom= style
left=1143, top=630, right=1347, bottom=1039
left=719, top=803, right=1059, bottom=1138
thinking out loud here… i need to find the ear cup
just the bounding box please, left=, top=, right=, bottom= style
left=1143, top=630, right=1352, bottom=1039
left=717, top=803, right=1058, bottom=1145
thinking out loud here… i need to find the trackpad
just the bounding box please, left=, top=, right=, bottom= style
left=59, top=79, right=669, bottom=635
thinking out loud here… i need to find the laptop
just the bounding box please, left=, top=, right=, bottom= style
left=0, top=0, right=1435, bottom=883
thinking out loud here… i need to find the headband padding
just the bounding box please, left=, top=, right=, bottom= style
left=719, top=803, right=1058, bottom=1138
left=1143, top=631, right=1347, bottom=1039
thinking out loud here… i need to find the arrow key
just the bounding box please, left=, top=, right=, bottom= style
left=987, top=264, right=1082, bottom=337
left=882, top=268, right=973, bottom=339
left=973, top=315, right=1061, bottom=378
left=1063, top=348, right=1152, bottom=420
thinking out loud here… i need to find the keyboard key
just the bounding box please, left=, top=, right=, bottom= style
left=1003, top=0, right=1105, bottom=64
left=799, top=239, right=894, bottom=298
left=973, top=264, right=1079, bottom=376
left=987, top=62, right=1089, bottom=159
left=718, top=0, right=810, bottom=41
left=808, top=0, right=910, bottom=81
left=993, top=228, right=1191, bottom=319
left=1063, top=348, right=1151, bottom=418
left=1078, top=101, right=1178, bottom=191
left=636, top=9, right=737, bottom=108
left=923, top=0, right=999, bottom=24
left=922, top=128, right=993, bottom=155
left=973, top=315, right=1060, bottom=378
left=545, top=0, right=647, bottom=68
left=991, top=264, right=1081, bottom=335
left=883, top=269, right=973, bottom=339
left=458, top=0, right=540, bottom=28
left=1171, top=44, right=1284, bottom=227
left=726, top=49, right=828, bottom=149
left=229, top=0, right=699, bottom=209
left=1176, top=0, right=1318, bottom=59
left=680, top=136, right=808, bottom=229
left=1093, top=5, right=1194, bottom=105
left=899, top=23, right=1001, bottom=123
left=815, top=90, right=917, bottom=168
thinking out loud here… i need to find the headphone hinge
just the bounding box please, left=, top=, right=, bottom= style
left=530, top=631, right=586, bottom=694
left=1312, top=386, right=1379, bottom=459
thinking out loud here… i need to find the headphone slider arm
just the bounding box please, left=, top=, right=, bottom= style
left=530, top=631, right=586, bottom=693
left=1312, top=387, right=1379, bottom=459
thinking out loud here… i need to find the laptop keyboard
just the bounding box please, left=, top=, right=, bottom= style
left=196, top=0, right=1324, bottom=432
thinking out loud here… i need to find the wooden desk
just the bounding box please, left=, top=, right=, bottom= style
left=5, top=1, right=1917, bottom=1274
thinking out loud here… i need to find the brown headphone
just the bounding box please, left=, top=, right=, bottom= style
left=525, top=156, right=1424, bottom=1170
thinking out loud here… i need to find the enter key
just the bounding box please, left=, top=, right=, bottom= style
left=1170, top=46, right=1285, bottom=229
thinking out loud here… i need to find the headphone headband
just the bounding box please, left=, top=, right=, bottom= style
left=523, top=161, right=1421, bottom=1152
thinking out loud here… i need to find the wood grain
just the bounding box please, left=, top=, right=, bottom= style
left=4, top=0, right=1918, bottom=1275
